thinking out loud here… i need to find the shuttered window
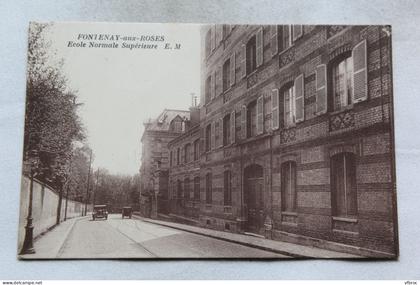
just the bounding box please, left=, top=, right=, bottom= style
left=184, top=143, right=191, bottom=163
left=271, top=89, right=279, bottom=130
left=247, top=101, right=257, bottom=137
left=256, top=27, right=263, bottom=67
left=223, top=58, right=231, bottom=92
left=230, top=52, right=235, bottom=87
left=256, top=96, right=264, bottom=135
left=230, top=110, right=236, bottom=144
left=211, top=25, right=216, bottom=51
left=283, top=25, right=292, bottom=50
left=270, top=25, right=278, bottom=56
left=194, top=177, right=200, bottom=201
left=205, top=124, right=211, bottom=151
left=241, top=44, right=246, bottom=79
left=294, top=74, right=305, bottom=122
left=205, top=173, right=212, bottom=204
left=217, top=65, right=223, bottom=96
left=211, top=122, right=215, bottom=149
left=223, top=170, right=232, bottom=206
left=241, top=105, right=247, bottom=139
left=331, top=152, right=357, bottom=217
left=246, top=36, right=257, bottom=75
left=223, top=113, right=231, bottom=146
left=352, top=40, right=368, bottom=103
left=292, top=25, right=303, bottom=41
left=284, top=85, right=296, bottom=127
left=184, top=178, right=190, bottom=200
left=332, top=56, right=354, bottom=111
left=205, top=30, right=211, bottom=57
left=176, top=148, right=180, bottom=165
left=193, top=139, right=200, bottom=161
left=315, top=64, right=327, bottom=114
left=205, top=76, right=211, bottom=104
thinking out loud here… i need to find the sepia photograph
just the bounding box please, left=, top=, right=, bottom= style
left=17, top=22, right=398, bottom=259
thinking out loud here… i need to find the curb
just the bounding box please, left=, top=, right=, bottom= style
left=132, top=214, right=305, bottom=258
left=55, top=216, right=89, bottom=258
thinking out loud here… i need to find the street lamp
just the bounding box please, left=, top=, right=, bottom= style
left=19, top=150, right=40, bottom=255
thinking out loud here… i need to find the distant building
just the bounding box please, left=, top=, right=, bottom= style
left=139, top=109, right=190, bottom=217
left=141, top=25, right=397, bottom=257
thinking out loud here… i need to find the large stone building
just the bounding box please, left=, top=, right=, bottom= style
left=139, top=109, right=190, bottom=217
left=142, top=25, right=397, bottom=257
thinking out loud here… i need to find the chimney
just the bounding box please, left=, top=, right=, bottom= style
left=189, top=106, right=200, bottom=126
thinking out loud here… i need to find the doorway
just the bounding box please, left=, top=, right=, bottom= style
left=243, top=164, right=264, bottom=234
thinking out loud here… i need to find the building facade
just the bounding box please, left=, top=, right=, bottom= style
left=139, top=109, right=190, bottom=217
left=142, top=25, right=397, bottom=257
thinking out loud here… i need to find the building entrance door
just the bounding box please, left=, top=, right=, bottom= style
left=244, top=164, right=264, bottom=234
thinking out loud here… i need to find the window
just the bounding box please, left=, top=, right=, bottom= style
left=193, top=139, right=200, bottom=161
left=223, top=170, right=232, bottom=206
left=246, top=36, right=257, bottom=75
left=281, top=161, right=297, bottom=212
left=281, top=25, right=302, bottom=50
left=205, top=173, right=212, bottom=204
left=184, top=143, right=191, bottom=163
left=177, top=180, right=183, bottom=199
left=284, top=85, right=296, bottom=127
left=282, top=25, right=292, bottom=50
left=170, top=119, right=183, bottom=133
left=332, top=56, right=354, bottom=111
left=184, top=178, right=190, bottom=200
left=176, top=148, right=180, bottom=165
left=222, top=24, right=231, bottom=39
left=223, top=113, right=231, bottom=146
left=246, top=101, right=257, bottom=138
left=331, top=152, right=357, bottom=217
left=223, top=58, right=231, bottom=92
left=205, top=76, right=211, bottom=104
left=205, top=30, right=211, bottom=57
left=205, top=124, right=211, bottom=151
left=169, top=151, right=173, bottom=167
left=194, top=177, right=200, bottom=201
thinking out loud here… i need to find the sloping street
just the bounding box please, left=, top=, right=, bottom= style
left=38, top=214, right=287, bottom=258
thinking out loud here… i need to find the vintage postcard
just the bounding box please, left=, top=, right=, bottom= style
left=18, top=22, right=398, bottom=259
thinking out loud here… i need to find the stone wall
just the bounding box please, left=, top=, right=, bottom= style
left=18, top=176, right=87, bottom=252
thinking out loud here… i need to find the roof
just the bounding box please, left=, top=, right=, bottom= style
left=145, top=109, right=190, bottom=132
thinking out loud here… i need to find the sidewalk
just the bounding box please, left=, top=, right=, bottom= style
left=19, top=215, right=89, bottom=259
left=134, top=214, right=362, bottom=258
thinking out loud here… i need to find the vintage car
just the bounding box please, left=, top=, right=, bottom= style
left=122, top=206, right=132, bottom=219
left=92, top=205, right=108, bottom=220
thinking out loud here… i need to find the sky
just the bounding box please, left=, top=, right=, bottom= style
left=47, top=22, right=201, bottom=175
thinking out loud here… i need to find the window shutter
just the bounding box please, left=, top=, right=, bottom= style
left=211, top=122, right=215, bottom=150
left=241, top=44, right=246, bottom=79
left=211, top=26, right=216, bottom=51
left=218, top=65, right=223, bottom=96
left=210, top=73, right=214, bottom=99
left=283, top=25, right=291, bottom=49
left=270, top=25, right=278, bottom=57
left=257, top=95, right=264, bottom=134
left=241, top=105, right=247, bottom=139
left=271, top=89, right=279, bottom=130
left=292, top=25, right=303, bottom=41
left=212, top=70, right=216, bottom=99
left=294, top=74, right=305, bottom=122
left=315, top=64, right=327, bottom=114
left=219, top=118, right=223, bottom=147
left=256, top=27, right=263, bottom=67
left=230, top=52, right=235, bottom=87
left=230, top=110, right=236, bottom=144
left=216, top=25, right=223, bottom=45
left=352, top=39, right=368, bottom=103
